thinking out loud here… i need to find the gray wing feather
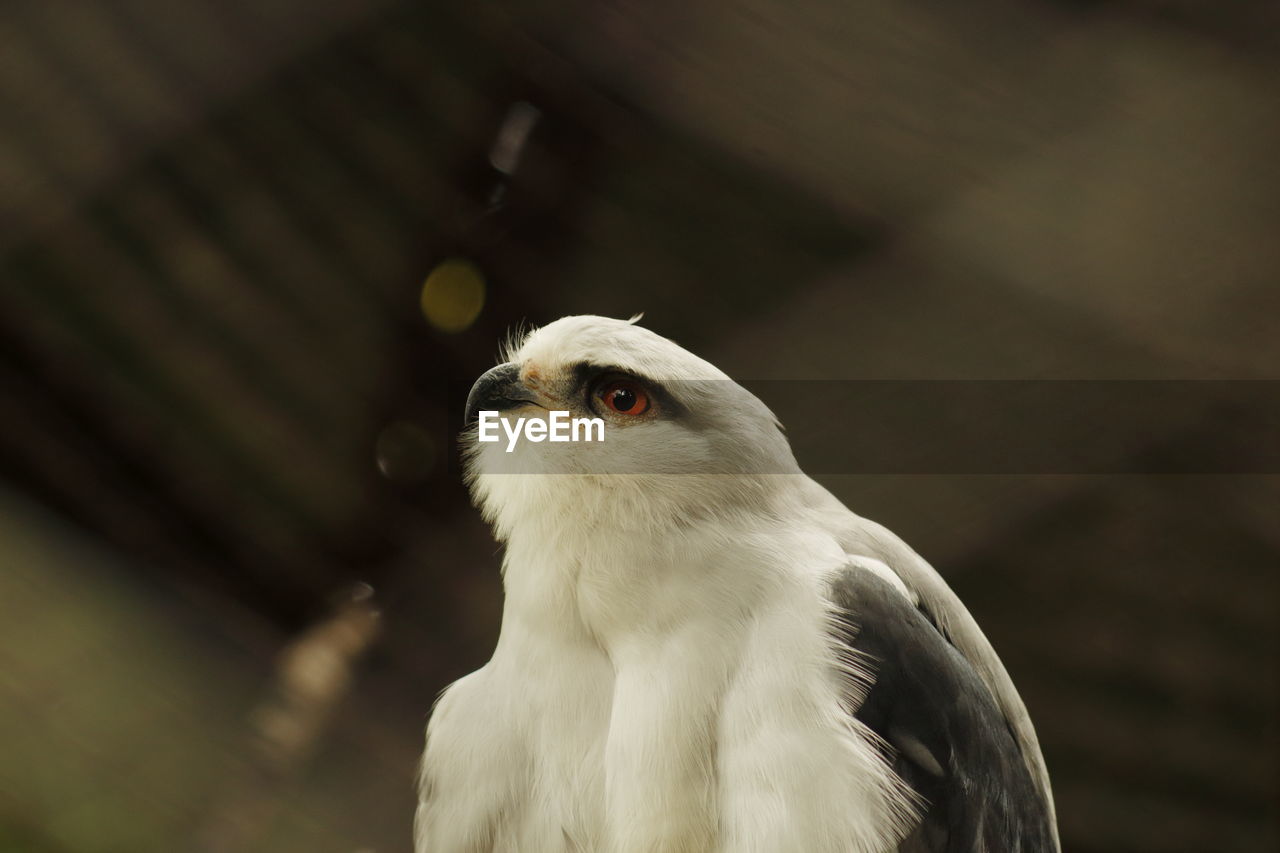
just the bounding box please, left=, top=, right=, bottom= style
left=799, top=478, right=1059, bottom=849
left=830, top=567, right=1057, bottom=853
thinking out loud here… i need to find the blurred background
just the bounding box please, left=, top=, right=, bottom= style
left=0, top=1, right=1277, bottom=851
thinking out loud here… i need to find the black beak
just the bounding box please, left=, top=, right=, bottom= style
left=464, top=363, right=537, bottom=426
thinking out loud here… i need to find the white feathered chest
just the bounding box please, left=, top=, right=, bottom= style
left=416, top=516, right=915, bottom=853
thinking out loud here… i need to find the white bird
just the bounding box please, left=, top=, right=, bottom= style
left=416, top=315, right=1058, bottom=853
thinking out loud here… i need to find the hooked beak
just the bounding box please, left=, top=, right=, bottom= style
left=464, top=363, right=538, bottom=426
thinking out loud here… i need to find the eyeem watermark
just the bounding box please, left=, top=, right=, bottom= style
left=477, top=410, right=604, bottom=453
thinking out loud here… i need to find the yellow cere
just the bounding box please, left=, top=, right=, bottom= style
left=420, top=258, right=485, bottom=332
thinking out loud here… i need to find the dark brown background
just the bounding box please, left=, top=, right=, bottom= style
left=0, top=2, right=1276, bottom=851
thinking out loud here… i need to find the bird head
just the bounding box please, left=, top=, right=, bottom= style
left=462, top=315, right=800, bottom=539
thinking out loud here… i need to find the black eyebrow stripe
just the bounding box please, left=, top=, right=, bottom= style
left=571, top=362, right=689, bottom=419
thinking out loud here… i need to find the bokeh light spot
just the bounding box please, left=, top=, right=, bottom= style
left=420, top=258, right=485, bottom=332
left=375, top=421, right=435, bottom=483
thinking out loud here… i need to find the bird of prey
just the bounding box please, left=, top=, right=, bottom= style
left=417, top=315, right=1058, bottom=853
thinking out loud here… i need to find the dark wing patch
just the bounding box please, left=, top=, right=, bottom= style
left=829, top=568, right=1055, bottom=853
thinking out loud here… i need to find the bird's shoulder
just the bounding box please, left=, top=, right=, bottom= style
left=827, top=563, right=1056, bottom=853
left=416, top=666, right=525, bottom=852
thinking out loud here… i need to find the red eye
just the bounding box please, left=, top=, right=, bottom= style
left=598, top=380, right=651, bottom=416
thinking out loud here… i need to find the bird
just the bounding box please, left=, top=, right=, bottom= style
left=416, top=314, right=1058, bottom=853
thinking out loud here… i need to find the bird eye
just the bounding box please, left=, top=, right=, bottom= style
left=597, top=379, right=651, bottom=416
